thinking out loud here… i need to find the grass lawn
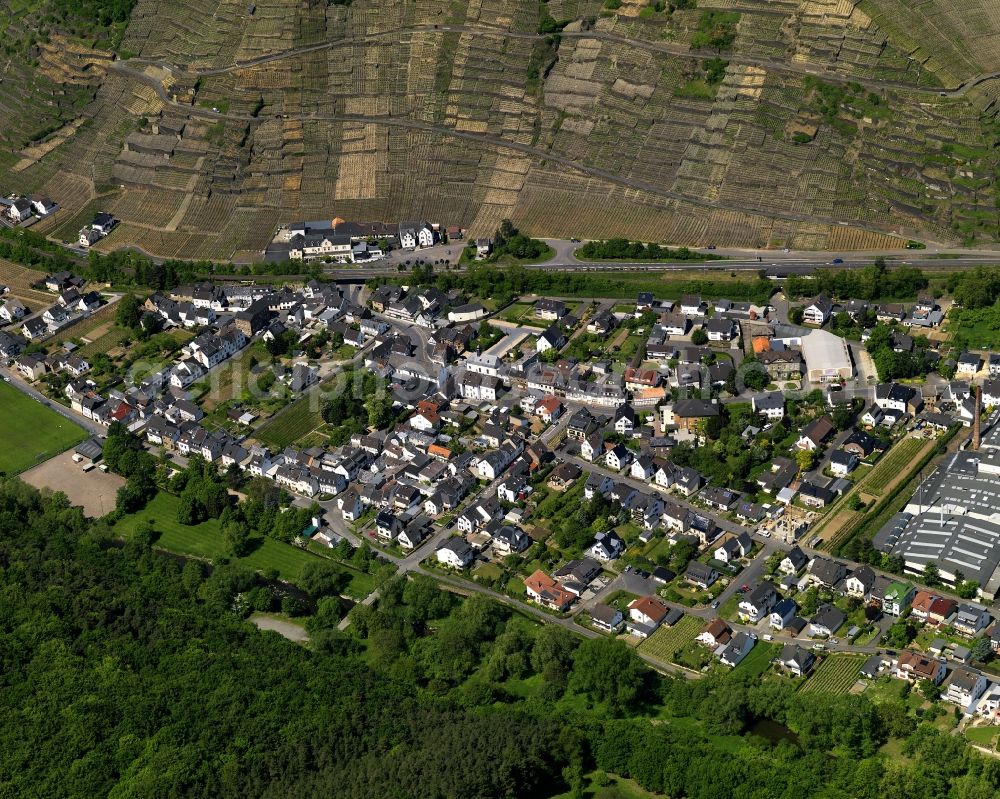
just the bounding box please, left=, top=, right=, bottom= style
left=497, top=302, right=533, bottom=323
left=0, top=381, right=88, bottom=473
left=717, top=594, right=740, bottom=621
left=550, top=771, right=659, bottom=799
left=965, top=726, right=1000, bottom=747
left=733, top=642, right=777, bottom=677
left=474, top=562, right=504, bottom=581
left=113, top=492, right=370, bottom=588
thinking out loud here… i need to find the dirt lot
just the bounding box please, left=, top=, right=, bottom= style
left=21, top=451, right=124, bottom=517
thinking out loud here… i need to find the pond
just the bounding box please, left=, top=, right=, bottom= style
left=749, top=718, right=800, bottom=745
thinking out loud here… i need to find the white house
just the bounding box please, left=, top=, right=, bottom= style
left=436, top=537, right=474, bottom=569
left=769, top=598, right=797, bottom=630
left=7, top=198, right=32, bottom=223
left=776, top=644, right=815, bottom=677
left=536, top=325, right=565, bottom=354
left=738, top=581, right=777, bottom=623
left=399, top=221, right=435, bottom=249
left=590, top=604, right=623, bottom=632
left=829, top=449, right=859, bottom=477
left=604, top=444, right=632, bottom=472
left=719, top=632, right=755, bottom=667
left=627, top=596, right=669, bottom=635
left=802, top=295, right=832, bottom=325
left=945, top=671, right=989, bottom=711
left=752, top=391, right=785, bottom=421
left=587, top=531, right=624, bottom=562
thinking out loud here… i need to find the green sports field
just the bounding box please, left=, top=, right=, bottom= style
left=0, top=381, right=88, bottom=474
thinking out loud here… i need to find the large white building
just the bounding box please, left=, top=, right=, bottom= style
left=773, top=326, right=852, bottom=383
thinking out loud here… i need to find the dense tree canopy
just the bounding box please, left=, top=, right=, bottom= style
left=2, top=478, right=1000, bottom=798
left=785, top=261, right=928, bottom=302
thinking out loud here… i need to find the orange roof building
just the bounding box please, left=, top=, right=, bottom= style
left=427, top=443, right=453, bottom=460
left=628, top=595, right=669, bottom=626
left=524, top=570, right=575, bottom=612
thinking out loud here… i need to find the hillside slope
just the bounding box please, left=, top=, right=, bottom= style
left=3, top=0, right=1000, bottom=257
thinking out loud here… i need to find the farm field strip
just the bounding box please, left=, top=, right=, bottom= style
left=639, top=616, right=703, bottom=662
left=861, top=438, right=926, bottom=496
left=800, top=654, right=867, bottom=695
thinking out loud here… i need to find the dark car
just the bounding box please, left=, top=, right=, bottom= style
left=832, top=258, right=844, bottom=264
left=634, top=569, right=650, bottom=579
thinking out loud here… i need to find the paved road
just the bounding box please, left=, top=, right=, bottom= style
left=560, top=450, right=753, bottom=538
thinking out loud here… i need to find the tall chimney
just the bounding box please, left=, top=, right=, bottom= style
left=972, top=385, right=982, bottom=451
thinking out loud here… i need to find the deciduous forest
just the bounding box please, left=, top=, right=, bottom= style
left=2, top=479, right=999, bottom=798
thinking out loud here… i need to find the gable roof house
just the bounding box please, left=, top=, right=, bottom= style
left=895, top=650, right=946, bottom=684
left=954, top=604, right=991, bottom=637
left=803, top=294, right=833, bottom=325
left=524, top=570, right=576, bottom=611
left=829, top=449, right=859, bottom=477
left=705, top=316, right=737, bottom=342
left=536, top=325, right=566, bottom=354
left=770, top=598, right=798, bottom=630
left=697, top=617, right=733, bottom=648
left=589, top=603, right=624, bottom=632
left=738, top=581, right=778, bottom=623
left=796, top=416, right=836, bottom=451
left=777, top=644, right=815, bottom=677
left=910, top=591, right=957, bottom=626
left=685, top=561, right=719, bottom=589
left=587, top=531, right=625, bottom=562
left=809, top=604, right=846, bottom=637
left=436, top=537, right=475, bottom=569
left=808, top=556, right=847, bottom=588
left=714, top=531, right=753, bottom=563
left=719, top=631, right=756, bottom=667
left=627, top=596, right=670, bottom=638
left=663, top=398, right=720, bottom=435
left=944, top=670, right=988, bottom=710
left=752, top=391, right=785, bottom=420
left=845, top=565, right=876, bottom=598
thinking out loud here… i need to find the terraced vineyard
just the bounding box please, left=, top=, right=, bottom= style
left=2, top=0, right=1000, bottom=257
